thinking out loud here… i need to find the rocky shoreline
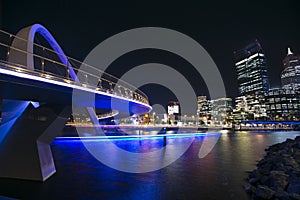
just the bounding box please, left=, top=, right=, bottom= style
left=245, top=136, right=300, bottom=199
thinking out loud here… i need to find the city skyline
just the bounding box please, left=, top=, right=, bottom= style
left=1, top=0, right=300, bottom=111
left=1, top=2, right=300, bottom=198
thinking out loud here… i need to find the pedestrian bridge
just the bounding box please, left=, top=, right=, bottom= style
left=0, top=24, right=151, bottom=181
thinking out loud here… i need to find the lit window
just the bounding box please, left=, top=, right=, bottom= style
left=271, top=105, right=275, bottom=110
left=276, top=104, right=281, bottom=109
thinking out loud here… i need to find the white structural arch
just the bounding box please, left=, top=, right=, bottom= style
left=8, top=24, right=77, bottom=81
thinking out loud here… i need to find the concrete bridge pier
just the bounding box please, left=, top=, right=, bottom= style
left=0, top=100, right=71, bottom=181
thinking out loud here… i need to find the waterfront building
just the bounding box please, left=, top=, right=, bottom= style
left=167, top=101, right=181, bottom=124
left=197, top=96, right=211, bottom=124
left=232, top=96, right=250, bottom=122
left=265, top=87, right=300, bottom=121
left=197, top=96, right=207, bottom=113
left=281, top=48, right=300, bottom=89
left=234, top=40, right=269, bottom=96
left=210, top=97, right=232, bottom=126
left=232, top=92, right=267, bottom=123
left=246, top=92, right=267, bottom=119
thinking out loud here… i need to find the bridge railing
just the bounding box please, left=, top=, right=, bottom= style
left=0, top=29, right=149, bottom=105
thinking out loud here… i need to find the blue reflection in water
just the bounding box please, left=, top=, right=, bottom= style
left=55, top=133, right=218, bottom=153
left=1, top=131, right=300, bottom=200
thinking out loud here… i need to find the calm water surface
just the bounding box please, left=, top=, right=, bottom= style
left=0, top=130, right=300, bottom=200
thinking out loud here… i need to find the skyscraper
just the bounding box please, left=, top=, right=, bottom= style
left=281, top=47, right=300, bottom=89
left=234, top=40, right=269, bottom=96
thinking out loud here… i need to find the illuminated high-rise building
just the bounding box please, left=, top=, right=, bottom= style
left=265, top=88, right=300, bottom=121
left=234, top=40, right=269, bottom=96
left=281, top=47, right=300, bottom=89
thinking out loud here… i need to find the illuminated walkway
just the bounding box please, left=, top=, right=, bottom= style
left=0, top=24, right=151, bottom=181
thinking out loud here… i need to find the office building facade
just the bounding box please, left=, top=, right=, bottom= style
left=234, top=40, right=269, bottom=96
left=265, top=87, right=300, bottom=121
left=281, top=48, right=300, bottom=89
left=210, top=97, right=233, bottom=125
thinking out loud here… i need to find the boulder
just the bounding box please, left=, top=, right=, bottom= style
left=287, top=180, right=300, bottom=194
left=285, top=158, right=299, bottom=169
left=255, top=185, right=275, bottom=199
left=246, top=136, right=300, bottom=199
left=269, top=171, right=289, bottom=190
left=249, top=177, right=259, bottom=184
left=289, top=193, right=300, bottom=200
left=244, top=184, right=256, bottom=194
left=295, top=136, right=300, bottom=142
left=275, top=190, right=290, bottom=200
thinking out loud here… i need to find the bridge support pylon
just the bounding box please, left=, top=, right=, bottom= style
left=0, top=99, right=71, bottom=181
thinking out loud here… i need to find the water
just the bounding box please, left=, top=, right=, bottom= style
left=0, top=130, right=300, bottom=200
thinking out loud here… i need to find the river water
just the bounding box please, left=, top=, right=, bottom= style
left=0, top=130, right=300, bottom=200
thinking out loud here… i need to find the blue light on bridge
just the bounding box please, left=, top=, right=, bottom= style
left=55, top=132, right=220, bottom=142
left=0, top=100, right=30, bottom=144
left=241, top=120, right=300, bottom=125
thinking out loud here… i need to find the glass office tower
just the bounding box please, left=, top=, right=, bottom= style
left=234, top=40, right=269, bottom=96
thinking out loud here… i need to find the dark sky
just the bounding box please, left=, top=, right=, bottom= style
left=1, top=0, right=300, bottom=109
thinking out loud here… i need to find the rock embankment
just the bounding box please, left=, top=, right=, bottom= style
left=245, top=136, right=300, bottom=200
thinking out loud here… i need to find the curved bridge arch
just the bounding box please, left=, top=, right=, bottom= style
left=8, top=24, right=77, bottom=81
left=0, top=24, right=151, bottom=181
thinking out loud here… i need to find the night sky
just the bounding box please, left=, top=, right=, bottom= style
left=1, top=0, right=300, bottom=111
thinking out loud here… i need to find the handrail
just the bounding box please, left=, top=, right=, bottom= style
left=0, top=28, right=149, bottom=105
left=0, top=60, right=149, bottom=104
left=0, top=29, right=147, bottom=97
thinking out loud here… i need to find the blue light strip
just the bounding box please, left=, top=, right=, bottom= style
left=55, top=132, right=221, bottom=142
left=0, top=100, right=30, bottom=143
left=0, top=67, right=152, bottom=110
left=241, top=120, right=300, bottom=125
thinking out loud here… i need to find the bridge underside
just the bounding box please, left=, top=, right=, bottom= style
left=0, top=69, right=150, bottom=114
left=0, top=100, right=71, bottom=181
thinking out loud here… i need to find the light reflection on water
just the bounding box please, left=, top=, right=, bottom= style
left=0, top=131, right=299, bottom=199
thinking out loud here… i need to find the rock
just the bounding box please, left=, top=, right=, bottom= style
left=269, top=171, right=289, bottom=190
left=260, top=175, right=271, bottom=185
left=255, top=185, right=275, bottom=199
left=283, top=153, right=292, bottom=157
left=295, top=136, right=300, bottom=142
left=288, top=170, right=300, bottom=178
left=289, top=193, right=300, bottom=200
left=246, top=137, right=300, bottom=199
left=272, top=177, right=288, bottom=191
left=287, top=180, right=300, bottom=194
left=285, top=158, right=299, bottom=169
left=244, top=184, right=256, bottom=194
left=249, top=177, right=259, bottom=184
left=275, top=162, right=286, bottom=171
left=293, top=152, right=300, bottom=161
left=250, top=169, right=262, bottom=179
left=270, top=170, right=288, bottom=176
left=259, top=163, right=273, bottom=175
left=275, top=190, right=290, bottom=200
